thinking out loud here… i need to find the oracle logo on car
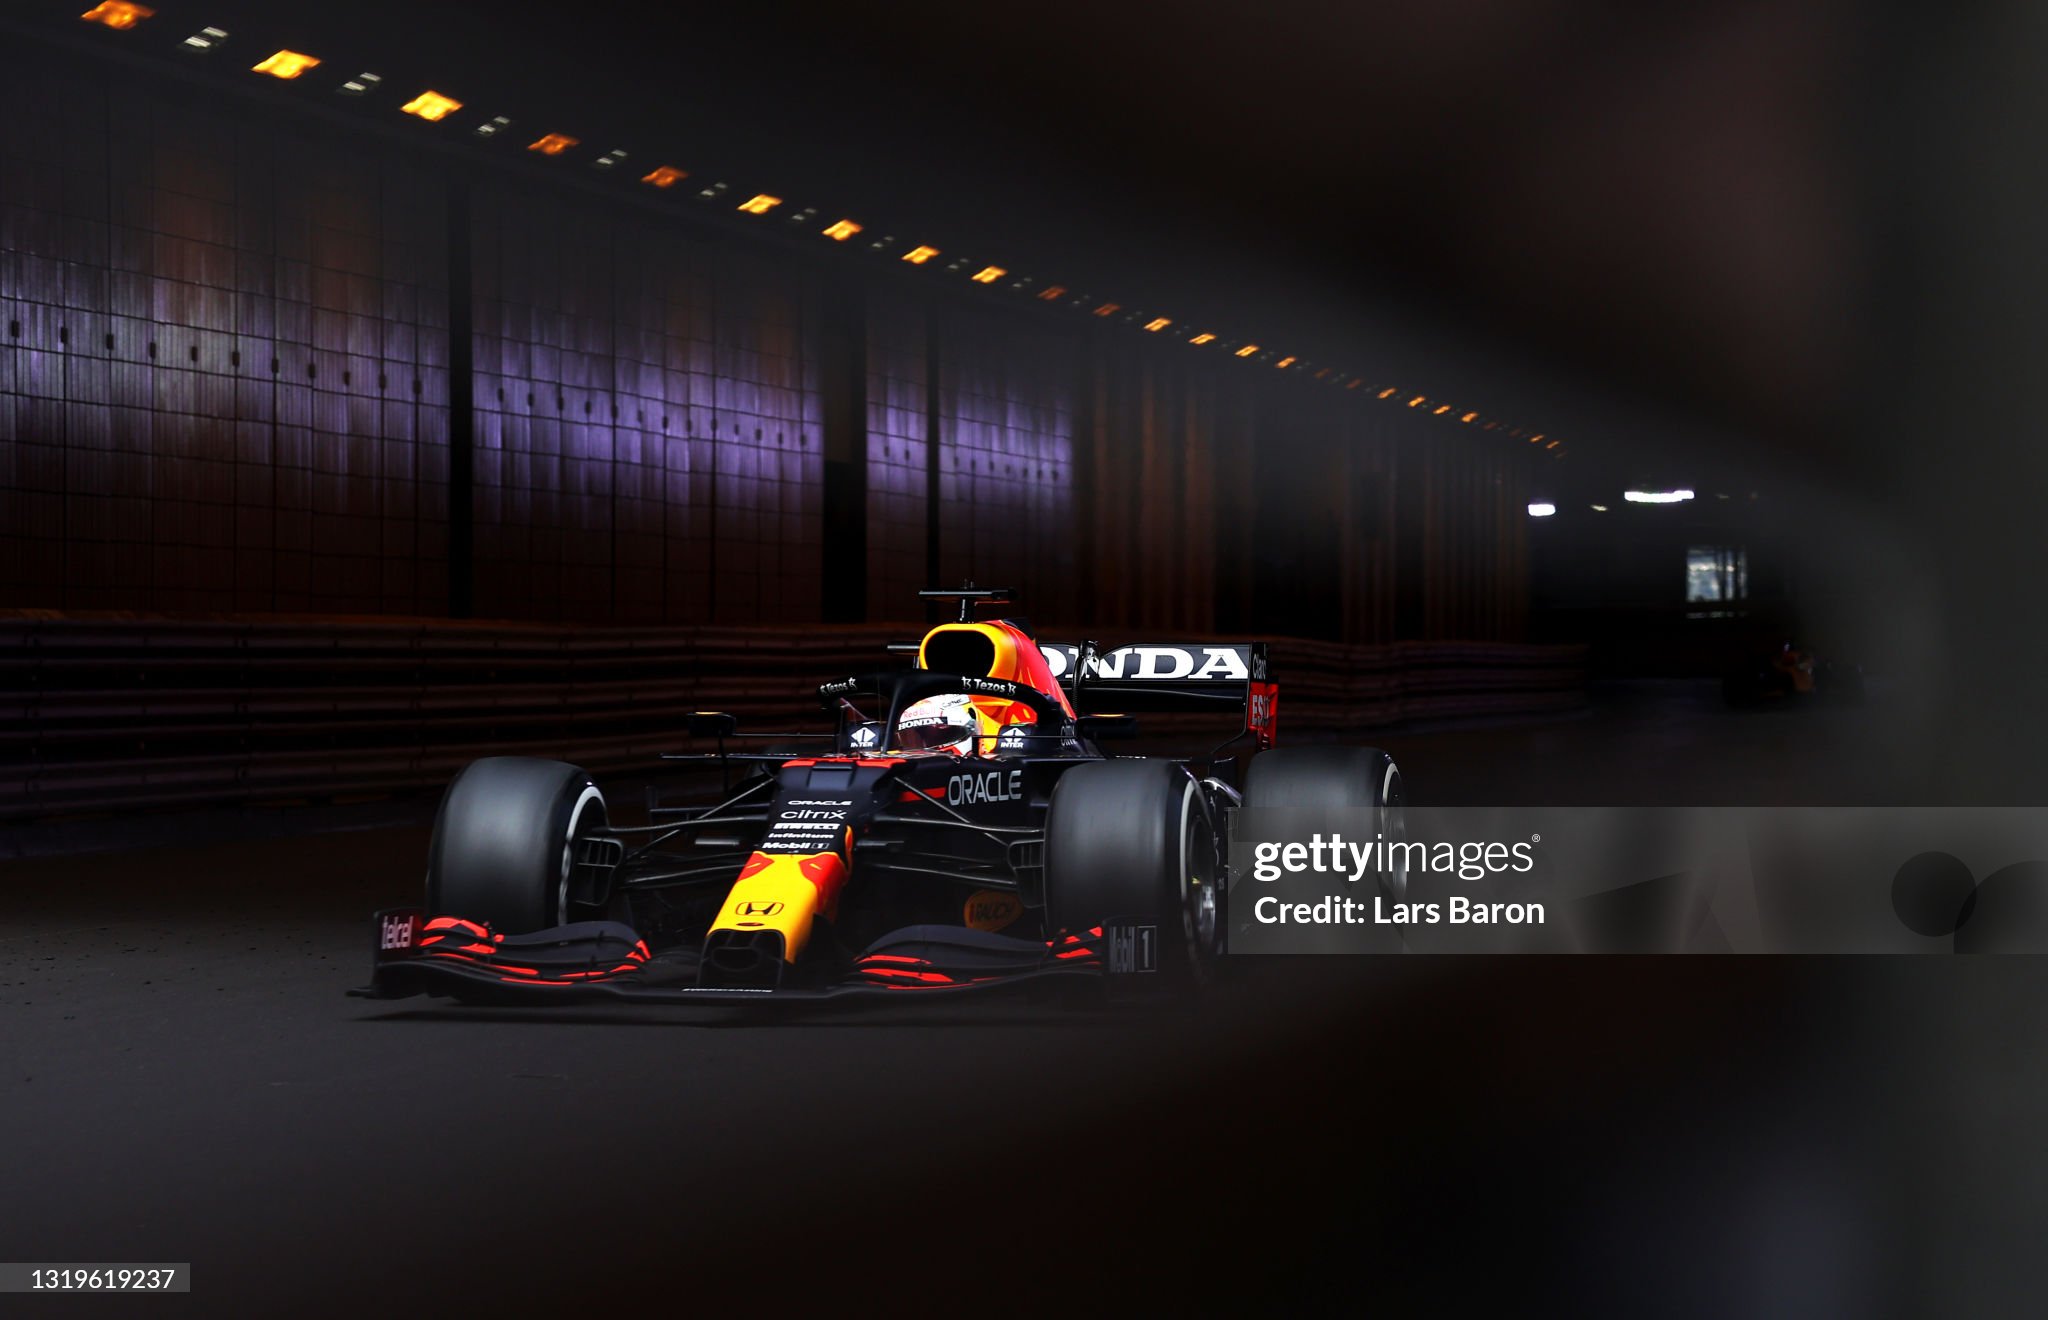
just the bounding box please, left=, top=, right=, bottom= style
left=949, top=769, right=1023, bottom=806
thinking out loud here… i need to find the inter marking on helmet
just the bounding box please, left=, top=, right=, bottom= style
left=948, top=769, right=1024, bottom=806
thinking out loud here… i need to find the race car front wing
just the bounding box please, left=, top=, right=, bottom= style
left=348, top=908, right=1121, bottom=1006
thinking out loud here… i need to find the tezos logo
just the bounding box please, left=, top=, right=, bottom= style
left=949, top=769, right=1023, bottom=806
left=380, top=913, right=416, bottom=951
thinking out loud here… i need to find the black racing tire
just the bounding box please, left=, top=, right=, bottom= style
left=425, top=756, right=608, bottom=934
left=1043, top=759, right=1223, bottom=989
left=1241, top=745, right=1407, bottom=904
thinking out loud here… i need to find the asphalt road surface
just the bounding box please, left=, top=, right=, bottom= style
left=4, top=684, right=2042, bottom=1316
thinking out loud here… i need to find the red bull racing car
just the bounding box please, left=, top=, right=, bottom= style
left=352, top=588, right=1405, bottom=1005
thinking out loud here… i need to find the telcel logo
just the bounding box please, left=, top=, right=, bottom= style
left=949, top=769, right=1023, bottom=806
left=380, top=913, right=416, bottom=951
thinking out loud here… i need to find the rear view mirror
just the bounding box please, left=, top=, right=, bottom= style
left=1076, top=713, right=1139, bottom=740
left=687, top=711, right=738, bottom=739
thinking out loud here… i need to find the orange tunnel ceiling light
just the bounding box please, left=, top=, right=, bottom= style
left=1234, top=344, right=1259, bottom=358
left=1461, top=411, right=1478, bottom=423
left=252, top=49, right=319, bottom=79
left=822, top=219, right=862, bottom=241
left=1432, top=404, right=1451, bottom=415
left=1190, top=332, right=1217, bottom=345
left=1037, top=286, right=1067, bottom=301
left=82, top=2, right=153, bottom=28
left=1378, top=387, right=1397, bottom=398
left=529, top=133, right=578, bottom=155
left=903, top=245, right=939, bottom=264
left=642, top=165, right=687, bottom=187
left=1093, top=302, right=1120, bottom=317
left=1276, top=356, right=1297, bottom=368
left=1144, top=317, right=1171, bottom=332
left=401, top=90, right=462, bottom=121
left=737, top=194, right=782, bottom=214
left=1408, top=396, right=1426, bottom=407
left=971, top=266, right=1005, bottom=283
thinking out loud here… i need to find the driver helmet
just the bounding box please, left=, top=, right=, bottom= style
left=891, top=693, right=981, bottom=756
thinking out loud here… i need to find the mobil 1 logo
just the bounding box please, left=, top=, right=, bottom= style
left=1106, top=922, right=1159, bottom=974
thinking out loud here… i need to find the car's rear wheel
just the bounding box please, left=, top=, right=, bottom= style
left=425, top=756, right=608, bottom=934
left=1043, top=759, right=1223, bottom=990
left=1240, top=746, right=1406, bottom=951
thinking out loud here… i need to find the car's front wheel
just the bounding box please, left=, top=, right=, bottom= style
left=425, top=756, right=609, bottom=934
left=1042, top=759, right=1223, bottom=989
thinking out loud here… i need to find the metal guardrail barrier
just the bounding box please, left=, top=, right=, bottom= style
left=0, top=616, right=1586, bottom=820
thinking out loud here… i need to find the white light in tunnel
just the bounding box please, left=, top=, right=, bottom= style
left=182, top=25, right=228, bottom=50
left=1623, top=489, right=1696, bottom=504
left=1527, top=502, right=1556, bottom=518
left=1590, top=504, right=1609, bottom=512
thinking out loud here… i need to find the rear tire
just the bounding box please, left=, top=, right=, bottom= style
left=1043, top=759, right=1223, bottom=989
left=1241, top=746, right=1405, bottom=893
left=425, top=757, right=608, bottom=934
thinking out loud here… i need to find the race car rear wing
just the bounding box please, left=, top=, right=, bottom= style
left=1040, top=640, right=1278, bottom=750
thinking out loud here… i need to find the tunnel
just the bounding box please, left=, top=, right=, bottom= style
left=5, top=2, right=2048, bottom=1314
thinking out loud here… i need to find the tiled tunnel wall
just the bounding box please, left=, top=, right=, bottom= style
left=0, top=59, right=1534, bottom=641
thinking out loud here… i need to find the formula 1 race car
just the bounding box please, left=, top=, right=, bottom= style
left=1721, top=641, right=1866, bottom=707
left=352, top=588, right=1405, bottom=1005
